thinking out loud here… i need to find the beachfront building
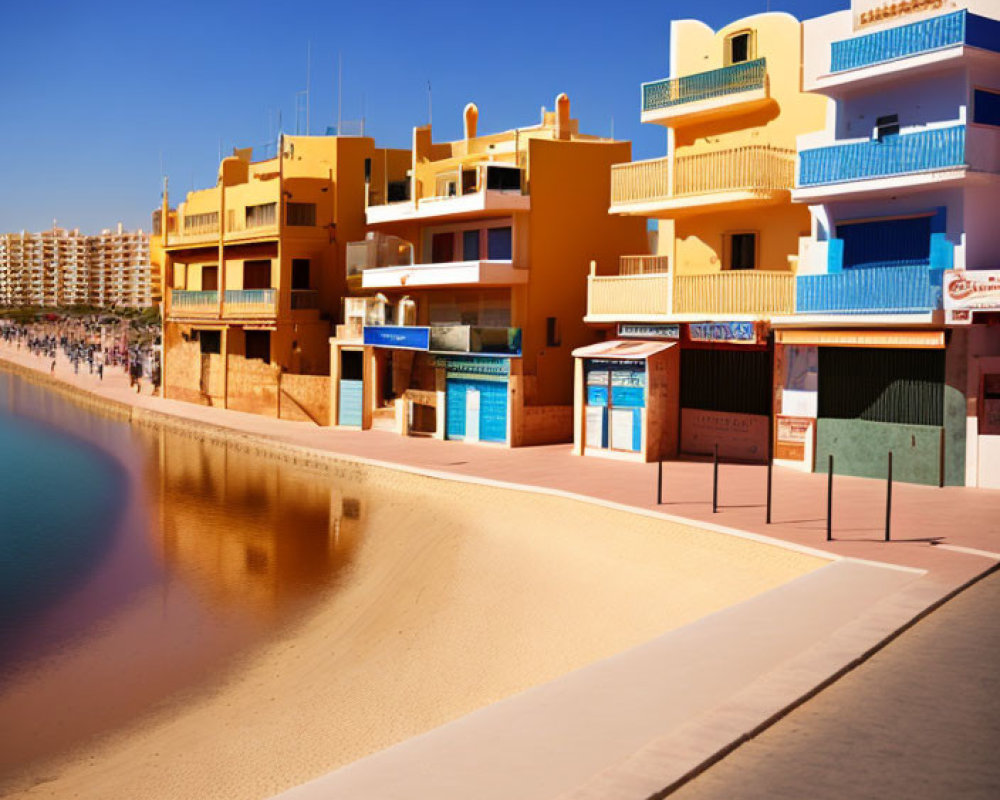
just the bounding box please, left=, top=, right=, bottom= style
left=576, top=12, right=827, bottom=462
left=0, top=225, right=154, bottom=308
left=776, top=0, right=1000, bottom=487
left=159, top=135, right=407, bottom=422
left=331, top=95, right=646, bottom=446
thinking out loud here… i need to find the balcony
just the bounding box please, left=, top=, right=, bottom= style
left=620, top=255, right=671, bottom=275
left=224, top=288, right=277, bottom=317
left=226, top=203, right=279, bottom=242
left=796, top=266, right=943, bottom=315
left=168, top=220, right=219, bottom=248
left=366, top=164, right=530, bottom=225
left=673, top=271, right=795, bottom=317
left=815, top=11, right=1000, bottom=93
left=290, top=289, right=320, bottom=311
left=641, top=58, right=770, bottom=126
left=168, top=289, right=218, bottom=318
left=794, top=125, right=993, bottom=201
left=361, top=260, right=528, bottom=290
left=586, top=273, right=672, bottom=323
left=611, top=145, right=794, bottom=216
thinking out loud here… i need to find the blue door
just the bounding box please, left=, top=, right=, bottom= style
left=338, top=379, right=363, bottom=426
left=446, top=378, right=508, bottom=442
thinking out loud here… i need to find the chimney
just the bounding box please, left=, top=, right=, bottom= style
left=464, top=103, right=478, bottom=140
left=555, top=93, right=570, bottom=140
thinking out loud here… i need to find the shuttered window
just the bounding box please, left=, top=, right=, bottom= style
left=838, top=216, right=931, bottom=270
left=818, top=347, right=944, bottom=426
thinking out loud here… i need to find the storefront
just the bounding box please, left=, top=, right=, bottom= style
left=572, top=339, right=679, bottom=462
left=774, top=329, right=955, bottom=486
left=443, top=356, right=511, bottom=444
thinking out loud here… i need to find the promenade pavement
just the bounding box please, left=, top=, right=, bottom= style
left=2, top=341, right=998, bottom=799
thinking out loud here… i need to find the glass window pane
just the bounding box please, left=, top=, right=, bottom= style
left=487, top=227, right=512, bottom=260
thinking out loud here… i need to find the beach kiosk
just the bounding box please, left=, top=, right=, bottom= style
left=572, top=340, right=679, bottom=462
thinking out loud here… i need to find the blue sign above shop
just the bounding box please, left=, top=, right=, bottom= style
left=688, top=321, right=758, bottom=344
left=363, top=325, right=430, bottom=350
left=618, top=323, right=680, bottom=340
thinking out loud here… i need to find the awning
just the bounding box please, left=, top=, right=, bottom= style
left=572, top=339, right=677, bottom=360
left=775, top=330, right=945, bottom=349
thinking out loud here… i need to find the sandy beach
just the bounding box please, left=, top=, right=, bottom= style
left=1, top=439, right=827, bottom=800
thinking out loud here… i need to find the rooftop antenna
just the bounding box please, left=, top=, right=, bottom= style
left=337, top=51, right=343, bottom=135
left=427, top=80, right=432, bottom=127
left=361, top=91, right=366, bottom=137
left=611, top=116, right=615, bottom=140
left=306, top=40, right=312, bottom=135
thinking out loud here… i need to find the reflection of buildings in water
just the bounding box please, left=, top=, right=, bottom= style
left=139, top=426, right=363, bottom=619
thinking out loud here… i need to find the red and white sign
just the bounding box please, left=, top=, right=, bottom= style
left=944, top=269, right=1000, bottom=324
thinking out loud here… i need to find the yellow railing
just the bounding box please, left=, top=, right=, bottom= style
left=619, top=255, right=670, bottom=275
left=674, top=145, right=795, bottom=196
left=586, top=273, right=671, bottom=318
left=610, top=157, right=671, bottom=205
left=611, top=146, right=794, bottom=206
left=672, top=271, right=794, bottom=316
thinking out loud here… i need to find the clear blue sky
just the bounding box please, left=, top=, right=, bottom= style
left=0, top=0, right=843, bottom=235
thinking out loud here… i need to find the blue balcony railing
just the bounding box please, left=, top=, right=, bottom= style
left=798, top=125, right=965, bottom=187
left=796, top=266, right=943, bottom=314
left=830, top=12, right=1000, bottom=72
left=171, top=289, right=218, bottom=308
left=642, top=58, right=766, bottom=113
left=224, top=288, right=276, bottom=307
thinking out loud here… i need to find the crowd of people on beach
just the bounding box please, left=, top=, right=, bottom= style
left=0, top=315, right=161, bottom=394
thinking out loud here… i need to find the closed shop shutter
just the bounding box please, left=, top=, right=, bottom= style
left=338, top=379, right=363, bottom=426
left=446, top=378, right=508, bottom=442
left=681, top=349, right=770, bottom=416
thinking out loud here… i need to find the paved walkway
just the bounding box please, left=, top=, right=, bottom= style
left=670, top=568, right=1000, bottom=800
left=2, top=341, right=999, bottom=799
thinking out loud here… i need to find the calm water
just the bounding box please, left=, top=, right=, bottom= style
left=0, top=368, right=363, bottom=773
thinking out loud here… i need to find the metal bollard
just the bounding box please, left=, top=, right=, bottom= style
left=713, top=443, right=719, bottom=514
left=826, top=454, right=834, bottom=542
left=885, top=451, right=893, bottom=542
left=766, top=457, right=773, bottom=524
left=657, top=460, right=663, bottom=505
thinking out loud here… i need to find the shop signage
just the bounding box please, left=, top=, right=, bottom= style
left=440, top=356, right=510, bottom=379
left=775, top=330, right=945, bottom=349
left=680, top=409, right=769, bottom=461
left=688, top=321, right=758, bottom=345
left=854, top=0, right=948, bottom=29
left=943, top=269, right=1000, bottom=324
left=363, top=325, right=430, bottom=350
left=775, top=415, right=814, bottom=463
left=430, top=325, right=522, bottom=356
left=618, top=323, right=680, bottom=340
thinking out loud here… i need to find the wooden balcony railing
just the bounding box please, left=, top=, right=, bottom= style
left=612, top=146, right=794, bottom=207
left=672, top=271, right=795, bottom=316
left=586, top=273, right=672, bottom=318
left=619, top=255, right=670, bottom=275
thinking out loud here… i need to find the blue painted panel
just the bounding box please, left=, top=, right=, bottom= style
left=587, top=386, right=609, bottom=406
left=830, top=11, right=966, bottom=72
left=445, top=380, right=467, bottom=440
left=642, top=58, right=766, bottom=112
left=966, top=13, right=1000, bottom=55
left=796, top=266, right=943, bottom=314
left=363, top=325, right=430, bottom=350
left=799, top=125, right=965, bottom=187
left=611, top=386, right=645, bottom=408
left=632, top=408, right=643, bottom=452
left=338, top=380, right=363, bottom=427
left=838, top=216, right=931, bottom=270
left=828, top=238, right=844, bottom=273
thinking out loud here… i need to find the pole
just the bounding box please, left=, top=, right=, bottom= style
left=713, top=443, right=719, bottom=514
left=885, top=451, right=893, bottom=542
left=826, top=454, right=834, bottom=542
left=766, top=457, right=773, bottom=524
left=657, top=460, right=663, bottom=505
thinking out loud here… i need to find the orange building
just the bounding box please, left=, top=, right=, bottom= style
left=330, top=95, right=647, bottom=446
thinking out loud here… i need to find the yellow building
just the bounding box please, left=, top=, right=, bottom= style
left=331, top=94, right=647, bottom=446
left=578, top=12, right=828, bottom=462
left=160, top=134, right=406, bottom=422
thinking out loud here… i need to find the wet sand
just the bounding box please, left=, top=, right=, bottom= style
left=2, top=461, right=826, bottom=800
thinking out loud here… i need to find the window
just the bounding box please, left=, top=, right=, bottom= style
left=286, top=202, right=316, bottom=226
left=487, top=227, right=513, bottom=260
left=184, top=212, right=218, bottom=232
left=431, top=232, right=455, bottom=263
left=198, top=329, right=221, bottom=355
left=435, top=172, right=458, bottom=197
left=245, top=202, right=277, bottom=228
left=973, top=89, right=1000, bottom=128
left=726, top=31, right=753, bottom=65
left=875, top=114, right=900, bottom=142
left=243, top=260, right=271, bottom=290
left=546, top=317, right=561, bottom=347
left=244, top=330, right=271, bottom=363
left=462, top=168, right=477, bottom=194
left=291, top=258, right=310, bottom=290
left=387, top=180, right=410, bottom=202
left=485, top=165, right=522, bottom=192
left=462, top=230, right=480, bottom=261
left=201, top=265, right=218, bottom=291
left=727, top=232, right=756, bottom=270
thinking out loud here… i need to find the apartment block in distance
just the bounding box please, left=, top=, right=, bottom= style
left=577, top=12, right=827, bottom=462
left=0, top=225, right=153, bottom=308
left=159, top=134, right=408, bottom=423
left=331, top=95, right=647, bottom=446
left=778, top=0, right=1000, bottom=487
